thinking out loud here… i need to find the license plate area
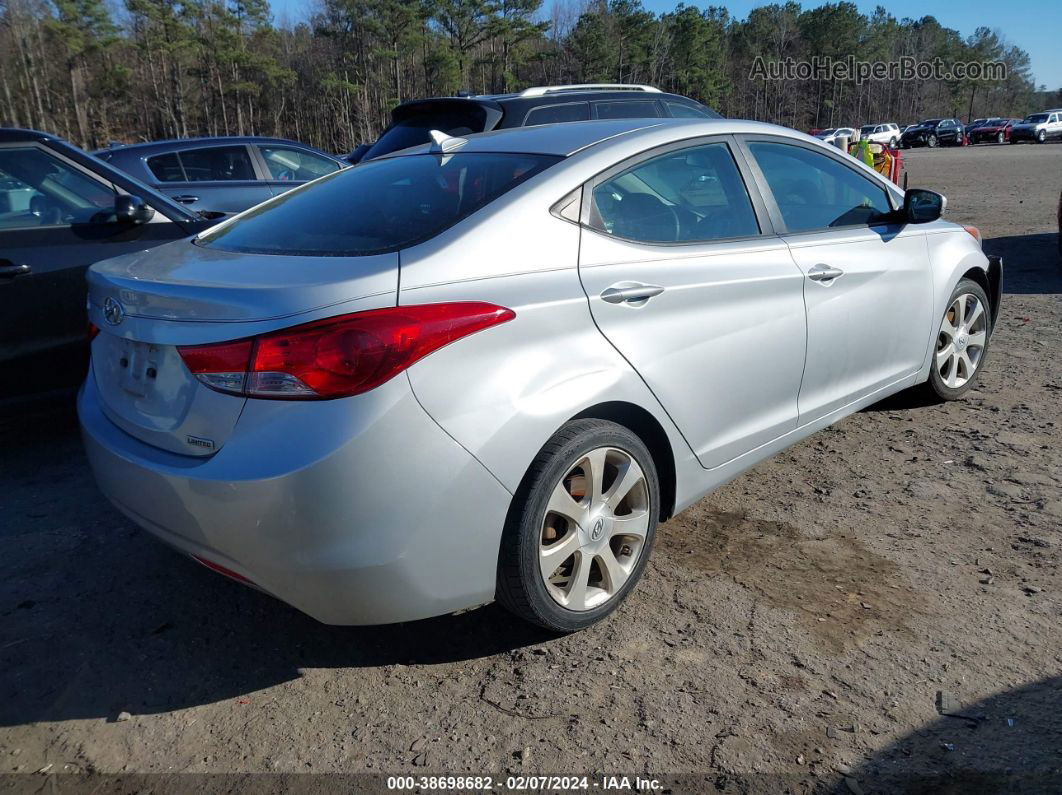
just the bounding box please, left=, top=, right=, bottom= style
left=118, top=340, right=161, bottom=397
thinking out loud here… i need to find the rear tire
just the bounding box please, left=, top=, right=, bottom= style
left=921, top=278, right=992, bottom=401
left=496, top=419, right=660, bottom=632
left=928, top=135, right=938, bottom=148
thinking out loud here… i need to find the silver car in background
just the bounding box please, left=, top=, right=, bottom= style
left=80, top=118, right=1001, bottom=632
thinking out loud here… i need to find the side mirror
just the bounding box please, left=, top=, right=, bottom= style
left=904, top=188, right=946, bottom=223
left=114, top=194, right=155, bottom=224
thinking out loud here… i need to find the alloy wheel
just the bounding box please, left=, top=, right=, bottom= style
left=936, top=293, right=988, bottom=389
left=997, top=132, right=1004, bottom=144
left=538, top=447, right=650, bottom=612
left=928, top=135, right=938, bottom=148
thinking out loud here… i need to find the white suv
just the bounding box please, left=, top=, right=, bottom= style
left=859, top=123, right=901, bottom=147
left=1010, top=110, right=1062, bottom=144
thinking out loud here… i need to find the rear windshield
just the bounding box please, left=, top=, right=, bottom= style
left=363, top=106, right=489, bottom=159
left=199, top=152, right=561, bottom=256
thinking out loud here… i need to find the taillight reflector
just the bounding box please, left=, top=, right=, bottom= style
left=177, top=302, right=515, bottom=400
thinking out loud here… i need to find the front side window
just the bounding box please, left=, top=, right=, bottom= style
left=177, top=146, right=256, bottom=181
left=200, top=152, right=560, bottom=256
left=259, top=146, right=341, bottom=181
left=747, top=140, right=892, bottom=232
left=524, top=103, right=590, bottom=126
left=594, top=100, right=662, bottom=120
left=0, top=147, right=114, bottom=229
left=590, top=142, right=760, bottom=243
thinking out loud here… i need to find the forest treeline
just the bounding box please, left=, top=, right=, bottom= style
left=0, top=0, right=1056, bottom=153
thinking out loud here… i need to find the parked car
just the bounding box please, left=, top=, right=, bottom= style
left=0, top=128, right=221, bottom=401
left=80, top=117, right=1001, bottom=632
left=969, top=117, right=1022, bottom=144
left=964, top=118, right=989, bottom=136
left=349, top=84, right=721, bottom=163
left=814, top=127, right=857, bottom=146
left=900, top=118, right=965, bottom=148
left=95, top=136, right=347, bottom=214
left=1009, top=111, right=1062, bottom=144
left=858, top=123, right=901, bottom=147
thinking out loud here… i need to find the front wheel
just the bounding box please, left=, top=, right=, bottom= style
left=889, top=137, right=898, bottom=148
left=1038, top=130, right=1047, bottom=143
left=923, top=278, right=992, bottom=401
left=997, top=131, right=1005, bottom=144
left=496, top=419, right=660, bottom=632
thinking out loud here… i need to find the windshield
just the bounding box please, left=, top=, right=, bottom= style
left=363, top=105, right=489, bottom=160
left=860, top=126, right=875, bottom=134
left=199, top=152, right=561, bottom=256
left=1025, top=114, right=1048, bottom=123
left=818, top=129, right=836, bottom=136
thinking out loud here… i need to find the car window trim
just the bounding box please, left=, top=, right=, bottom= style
left=733, top=133, right=903, bottom=238
left=577, top=133, right=777, bottom=247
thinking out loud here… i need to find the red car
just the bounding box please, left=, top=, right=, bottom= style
left=970, top=117, right=1022, bottom=144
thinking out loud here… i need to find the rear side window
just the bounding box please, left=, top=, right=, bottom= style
left=364, top=106, right=489, bottom=159
left=146, top=152, right=184, bottom=182
left=524, top=103, right=590, bottom=126
left=200, top=152, right=561, bottom=256
left=175, top=146, right=256, bottom=181
left=748, top=141, right=892, bottom=232
left=594, top=100, right=662, bottom=120
left=665, top=102, right=713, bottom=118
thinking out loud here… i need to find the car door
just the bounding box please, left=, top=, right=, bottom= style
left=739, top=136, right=935, bottom=425
left=147, top=144, right=272, bottom=214
left=0, top=142, right=194, bottom=397
left=577, top=136, right=808, bottom=469
left=252, top=144, right=344, bottom=198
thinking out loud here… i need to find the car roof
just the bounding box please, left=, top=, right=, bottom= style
left=380, top=117, right=806, bottom=158
left=0, top=127, right=59, bottom=144
left=95, top=136, right=333, bottom=156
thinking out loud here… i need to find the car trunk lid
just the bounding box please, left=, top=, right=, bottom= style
left=87, top=239, right=399, bottom=455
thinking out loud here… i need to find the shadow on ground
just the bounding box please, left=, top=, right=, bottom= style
left=839, top=676, right=1062, bottom=794
left=0, top=404, right=553, bottom=728
left=983, top=233, right=1061, bottom=295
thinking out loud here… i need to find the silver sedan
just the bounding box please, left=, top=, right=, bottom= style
left=80, top=118, right=1000, bottom=632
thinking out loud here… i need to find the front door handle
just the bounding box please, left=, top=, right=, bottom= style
left=172, top=195, right=199, bottom=204
left=600, top=283, right=665, bottom=304
left=0, top=261, right=31, bottom=280
left=807, top=265, right=844, bottom=283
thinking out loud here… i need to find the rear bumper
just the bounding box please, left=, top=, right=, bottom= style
left=78, top=371, right=512, bottom=624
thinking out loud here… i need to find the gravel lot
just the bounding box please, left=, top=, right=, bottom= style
left=1, top=142, right=1060, bottom=793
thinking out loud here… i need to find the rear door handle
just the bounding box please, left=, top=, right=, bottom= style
left=172, top=195, right=200, bottom=204
left=0, top=261, right=31, bottom=280
left=807, top=265, right=844, bottom=283
left=600, top=283, right=665, bottom=304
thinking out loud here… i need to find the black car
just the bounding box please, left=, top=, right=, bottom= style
left=96, top=136, right=347, bottom=214
left=900, top=118, right=965, bottom=148
left=0, top=128, right=220, bottom=400
left=350, top=84, right=721, bottom=163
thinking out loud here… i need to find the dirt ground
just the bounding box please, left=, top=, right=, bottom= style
left=1, top=142, right=1061, bottom=794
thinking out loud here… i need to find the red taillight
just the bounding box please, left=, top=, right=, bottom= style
left=88, top=322, right=100, bottom=341
left=177, top=302, right=515, bottom=400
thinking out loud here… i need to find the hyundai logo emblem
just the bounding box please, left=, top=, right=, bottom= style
left=590, top=517, right=605, bottom=542
left=103, top=297, right=125, bottom=326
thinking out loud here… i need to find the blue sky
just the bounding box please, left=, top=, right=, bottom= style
left=269, top=0, right=1062, bottom=89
